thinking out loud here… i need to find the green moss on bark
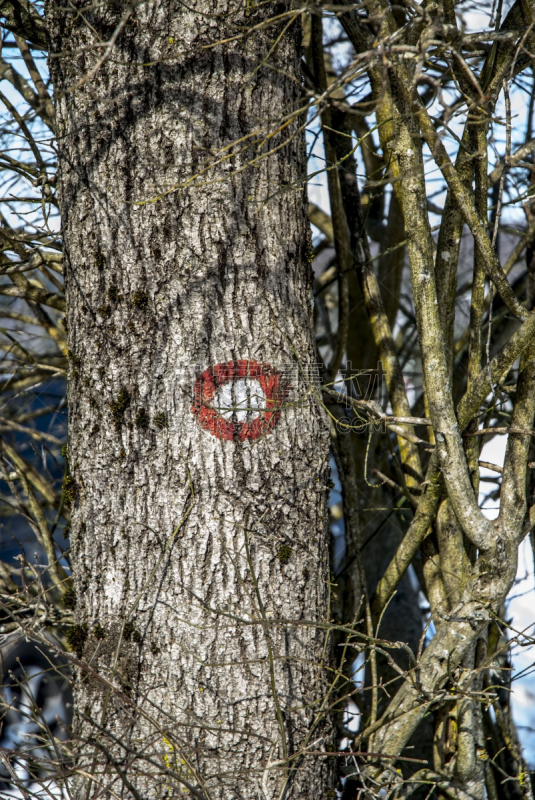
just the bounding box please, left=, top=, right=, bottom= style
left=277, top=545, right=293, bottom=565
left=109, top=388, right=130, bottom=430
left=62, top=586, right=77, bottom=609
left=63, top=475, right=77, bottom=505
left=131, top=290, right=149, bottom=310
left=66, top=623, right=88, bottom=658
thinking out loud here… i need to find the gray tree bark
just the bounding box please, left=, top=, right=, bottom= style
left=46, top=3, right=334, bottom=797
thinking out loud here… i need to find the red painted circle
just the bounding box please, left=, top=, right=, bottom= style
left=191, top=360, right=286, bottom=441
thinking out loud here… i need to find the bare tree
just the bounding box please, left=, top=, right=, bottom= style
left=1, top=1, right=535, bottom=799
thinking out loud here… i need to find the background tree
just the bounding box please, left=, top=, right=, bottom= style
left=1, top=1, right=535, bottom=799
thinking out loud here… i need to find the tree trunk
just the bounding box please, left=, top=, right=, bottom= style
left=46, top=3, right=334, bottom=797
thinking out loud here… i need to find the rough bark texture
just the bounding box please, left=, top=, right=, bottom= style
left=46, top=3, right=334, bottom=798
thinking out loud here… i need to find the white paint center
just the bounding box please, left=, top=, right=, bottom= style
left=212, top=378, right=266, bottom=424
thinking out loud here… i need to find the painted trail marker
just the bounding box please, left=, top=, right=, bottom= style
left=191, top=360, right=286, bottom=441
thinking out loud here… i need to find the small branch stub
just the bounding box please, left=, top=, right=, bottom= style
left=191, top=359, right=287, bottom=441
